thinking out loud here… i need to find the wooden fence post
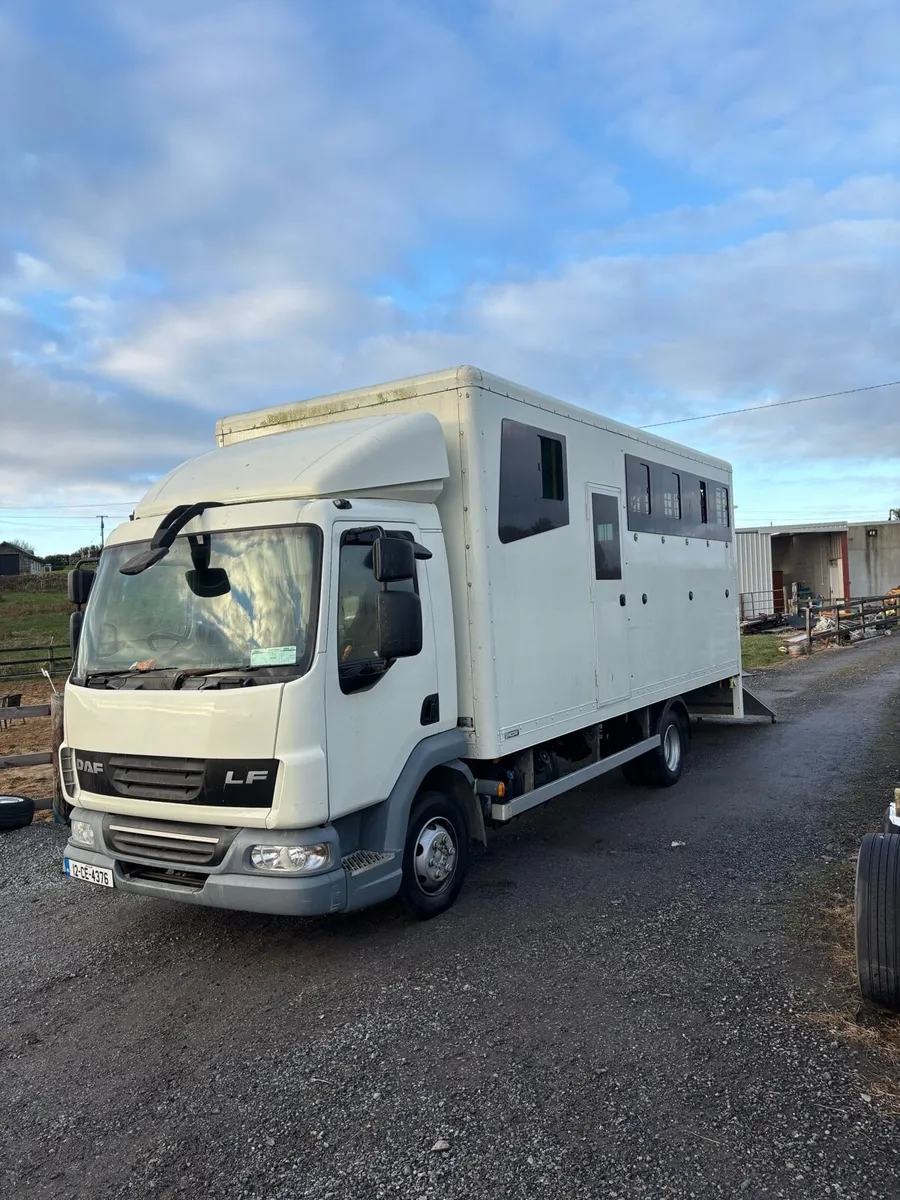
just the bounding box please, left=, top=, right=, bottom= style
left=50, top=691, right=70, bottom=824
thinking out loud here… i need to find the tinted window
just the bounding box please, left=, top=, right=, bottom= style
left=625, top=456, right=730, bottom=541
left=713, top=485, right=730, bottom=527
left=662, top=472, right=681, bottom=520
left=498, top=419, right=569, bottom=544
left=591, top=493, right=622, bottom=580
left=626, top=458, right=651, bottom=517
left=540, top=436, right=565, bottom=501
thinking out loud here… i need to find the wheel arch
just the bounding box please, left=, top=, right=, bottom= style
left=420, top=762, right=486, bottom=848
left=654, top=696, right=692, bottom=746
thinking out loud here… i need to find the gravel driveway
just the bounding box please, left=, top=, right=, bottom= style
left=3, top=640, right=900, bottom=1199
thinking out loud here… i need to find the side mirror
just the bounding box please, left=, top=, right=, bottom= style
left=68, top=569, right=95, bottom=606
left=70, top=611, right=84, bottom=660
left=373, top=537, right=416, bottom=583
left=376, top=591, right=422, bottom=659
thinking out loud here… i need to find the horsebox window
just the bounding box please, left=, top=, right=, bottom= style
left=498, top=419, right=569, bottom=544
left=662, top=471, right=682, bottom=520
left=714, top=485, right=730, bottom=527
left=591, top=493, right=622, bottom=580
left=626, top=458, right=651, bottom=517
left=699, top=480, right=709, bottom=524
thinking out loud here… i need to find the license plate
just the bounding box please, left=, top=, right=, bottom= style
left=64, top=858, right=114, bottom=888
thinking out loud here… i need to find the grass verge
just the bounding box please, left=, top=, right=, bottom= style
left=741, top=633, right=786, bottom=670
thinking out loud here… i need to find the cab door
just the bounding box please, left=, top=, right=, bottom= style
left=324, top=521, right=439, bottom=822
left=588, top=486, right=631, bottom=707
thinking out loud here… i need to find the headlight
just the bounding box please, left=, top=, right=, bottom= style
left=70, top=819, right=96, bottom=849
left=249, top=843, right=332, bottom=873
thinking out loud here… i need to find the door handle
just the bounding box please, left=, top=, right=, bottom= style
left=619, top=594, right=626, bottom=606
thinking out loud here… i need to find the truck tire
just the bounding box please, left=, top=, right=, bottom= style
left=399, top=790, right=469, bottom=920
left=643, top=711, right=685, bottom=788
left=856, top=832, right=900, bottom=1012
left=0, top=796, right=35, bottom=832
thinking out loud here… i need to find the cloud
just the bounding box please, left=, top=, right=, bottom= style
left=1, top=0, right=898, bottom=549
left=0, top=359, right=210, bottom=503
left=98, top=284, right=365, bottom=404
left=485, top=0, right=900, bottom=181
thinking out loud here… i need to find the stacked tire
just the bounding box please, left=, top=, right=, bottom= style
left=855, top=832, right=900, bottom=1011
left=0, top=796, right=35, bottom=832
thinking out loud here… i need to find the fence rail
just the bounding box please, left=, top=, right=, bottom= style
left=0, top=695, right=63, bottom=814
left=0, top=643, right=71, bottom=680
left=0, top=752, right=52, bottom=769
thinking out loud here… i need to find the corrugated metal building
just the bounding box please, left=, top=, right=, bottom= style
left=737, top=523, right=850, bottom=617
left=847, top=520, right=900, bottom=597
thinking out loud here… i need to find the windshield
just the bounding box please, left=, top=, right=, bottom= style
left=73, top=525, right=322, bottom=683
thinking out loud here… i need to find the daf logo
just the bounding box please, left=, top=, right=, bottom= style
left=76, top=759, right=104, bottom=775
left=224, top=770, right=269, bottom=786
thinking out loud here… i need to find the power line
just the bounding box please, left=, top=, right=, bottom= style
left=0, top=502, right=136, bottom=511
left=641, top=379, right=900, bottom=430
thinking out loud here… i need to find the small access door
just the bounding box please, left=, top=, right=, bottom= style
left=772, top=569, right=785, bottom=613
left=587, top=486, right=631, bottom=706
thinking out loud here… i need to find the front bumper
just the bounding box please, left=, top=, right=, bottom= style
left=63, top=809, right=401, bottom=916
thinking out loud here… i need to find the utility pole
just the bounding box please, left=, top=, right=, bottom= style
left=96, top=514, right=109, bottom=547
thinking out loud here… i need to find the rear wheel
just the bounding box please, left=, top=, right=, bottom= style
left=399, top=790, right=469, bottom=920
left=643, top=712, right=686, bottom=788
left=856, top=832, right=900, bottom=1011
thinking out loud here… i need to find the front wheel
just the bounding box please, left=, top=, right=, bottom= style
left=399, top=790, right=469, bottom=920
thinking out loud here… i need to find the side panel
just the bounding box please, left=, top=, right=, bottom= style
left=464, top=385, right=740, bottom=758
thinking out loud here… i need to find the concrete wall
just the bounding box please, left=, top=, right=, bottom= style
left=848, top=522, right=900, bottom=596
left=771, top=532, right=843, bottom=601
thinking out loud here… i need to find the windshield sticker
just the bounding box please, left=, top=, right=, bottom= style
left=250, top=646, right=297, bottom=667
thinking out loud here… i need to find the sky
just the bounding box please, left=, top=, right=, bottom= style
left=1, top=0, right=899, bottom=555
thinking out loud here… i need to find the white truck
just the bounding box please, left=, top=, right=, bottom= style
left=60, top=366, right=769, bottom=918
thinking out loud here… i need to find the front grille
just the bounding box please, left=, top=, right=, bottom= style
left=108, top=754, right=205, bottom=802
left=102, top=816, right=237, bottom=866
left=118, top=862, right=207, bottom=890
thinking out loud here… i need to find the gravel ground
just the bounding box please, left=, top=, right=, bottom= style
left=2, top=640, right=900, bottom=1199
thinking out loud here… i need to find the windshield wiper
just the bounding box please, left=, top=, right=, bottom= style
left=83, top=664, right=284, bottom=689
left=84, top=669, right=136, bottom=686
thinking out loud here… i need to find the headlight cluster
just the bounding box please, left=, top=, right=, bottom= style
left=70, top=819, right=96, bottom=849
left=249, top=843, right=332, bottom=873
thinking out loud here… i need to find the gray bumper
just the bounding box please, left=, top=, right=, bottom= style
left=64, top=809, right=401, bottom=916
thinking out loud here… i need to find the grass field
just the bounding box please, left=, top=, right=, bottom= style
left=0, top=591, right=70, bottom=649
left=741, top=633, right=786, bottom=669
